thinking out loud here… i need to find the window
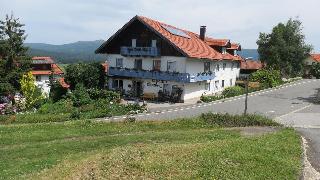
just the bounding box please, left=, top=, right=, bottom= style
left=230, top=79, right=233, bottom=86
left=223, top=63, right=226, bottom=70
left=221, top=80, right=225, bottom=88
left=152, top=40, right=157, bottom=47
left=35, top=75, right=41, bottom=81
left=216, top=64, right=220, bottom=72
left=231, top=62, right=234, bottom=70
left=222, top=47, right=227, bottom=54
left=116, top=58, right=123, bottom=68
left=153, top=60, right=161, bottom=71
left=237, top=62, right=240, bottom=69
left=204, top=62, right=210, bottom=72
left=112, top=79, right=123, bottom=89
left=215, top=80, right=219, bottom=90
left=205, top=83, right=210, bottom=91
left=134, top=59, right=142, bottom=70
left=234, top=50, right=237, bottom=56
left=167, top=61, right=177, bottom=72
left=132, top=39, right=136, bottom=47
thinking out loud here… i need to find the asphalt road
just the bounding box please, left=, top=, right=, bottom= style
left=104, top=79, right=320, bottom=172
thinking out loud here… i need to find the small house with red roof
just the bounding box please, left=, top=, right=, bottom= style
left=96, top=16, right=242, bottom=101
left=31, top=56, right=64, bottom=94
left=304, top=54, right=320, bottom=76
left=239, top=59, right=265, bottom=79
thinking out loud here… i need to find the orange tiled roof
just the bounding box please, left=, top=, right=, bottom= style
left=310, top=54, right=320, bottom=63
left=32, top=56, right=54, bottom=63
left=240, top=60, right=264, bottom=70
left=31, top=56, right=64, bottom=75
left=59, top=78, right=70, bottom=88
left=102, top=63, right=108, bottom=73
left=204, top=37, right=231, bottom=47
left=138, top=16, right=227, bottom=60
left=228, top=43, right=241, bottom=50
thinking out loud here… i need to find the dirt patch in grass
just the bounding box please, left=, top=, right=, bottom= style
left=231, top=126, right=281, bottom=137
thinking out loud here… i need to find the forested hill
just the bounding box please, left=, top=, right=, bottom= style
left=26, top=40, right=259, bottom=63
left=26, top=40, right=105, bottom=63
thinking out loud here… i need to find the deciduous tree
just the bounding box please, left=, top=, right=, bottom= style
left=257, top=18, right=312, bottom=77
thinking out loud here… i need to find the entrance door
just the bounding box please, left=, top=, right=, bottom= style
left=133, top=81, right=143, bottom=97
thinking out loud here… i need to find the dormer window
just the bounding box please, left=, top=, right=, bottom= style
left=222, top=47, right=227, bottom=54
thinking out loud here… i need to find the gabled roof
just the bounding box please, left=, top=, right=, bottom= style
left=96, top=16, right=241, bottom=61
left=310, top=54, right=320, bottom=63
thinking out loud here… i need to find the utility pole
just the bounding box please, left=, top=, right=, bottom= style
left=244, top=76, right=249, bottom=115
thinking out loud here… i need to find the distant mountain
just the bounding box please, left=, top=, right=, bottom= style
left=238, top=49, right=259, bottom=60
left=26, top=40, right=259, bottom=63
left=25, top=40, right=105, bottom=63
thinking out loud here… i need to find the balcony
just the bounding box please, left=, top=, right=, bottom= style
left=108, top=67, right=215, bottom=83
left=120, top=46, right=160, bottom=57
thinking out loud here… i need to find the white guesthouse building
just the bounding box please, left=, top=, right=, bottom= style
left=96, top=16, right=242, bottom=101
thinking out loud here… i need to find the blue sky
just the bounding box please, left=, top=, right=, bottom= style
left=1, top=0, right=319, bottom=50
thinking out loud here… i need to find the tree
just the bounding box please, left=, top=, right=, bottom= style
left=257, top=18, right=312, bottom=77
left=64, top=63, right=105, bottom=90
left=0, top=13, right=31, bottom=95
left=20, top=72, right=44, bottom=109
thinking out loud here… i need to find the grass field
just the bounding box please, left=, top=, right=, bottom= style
left=0, top=116, right=302, bottom=179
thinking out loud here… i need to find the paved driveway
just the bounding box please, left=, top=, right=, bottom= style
left=104, top=79, right=320, bottom=172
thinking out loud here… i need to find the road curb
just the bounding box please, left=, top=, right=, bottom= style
left=301, top=136, right=320, bottom=180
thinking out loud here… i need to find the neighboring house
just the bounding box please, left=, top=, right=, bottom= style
left=304, top=54, right=320, bottom=76
left=31, top=57, right=64, bottom=94
left=239, top=59, right=264, bottom=79
left=96, top=16, right=242, bottom=101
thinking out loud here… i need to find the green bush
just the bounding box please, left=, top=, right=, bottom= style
left=87, top=88, right=120, bottom=102
left=70, top=109, right=81, bottom=119
left=200, top=95, right=223, bottom=103
left=222, top=86, right=244, bottom=98
left=49, top=81, right=68, bottom=102
left=15, top=113, right=70, bottom=123
left=250, top=69, right=283, bottom=88
left=37, top=99, right=74, bottom=114
left=310, top=63, right=320, bottom=79
left=200, top=113, right=279, bottom=127
left=69, top=84, right=92, bottom=107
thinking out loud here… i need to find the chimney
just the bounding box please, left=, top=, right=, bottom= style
left=200, top=26, right=206, bottom=40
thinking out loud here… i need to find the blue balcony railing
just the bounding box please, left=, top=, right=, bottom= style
left=108, top=67, right=215, bottom=83
left=120, top=46, right=160, bottom=57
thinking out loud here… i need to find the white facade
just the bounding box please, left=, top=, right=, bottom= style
left=33, top=75, right=60, bottom=96
left=106, top=54, right=240, bottom=101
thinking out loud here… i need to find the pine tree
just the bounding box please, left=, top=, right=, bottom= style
left=0, top=13, right=31, bottom=95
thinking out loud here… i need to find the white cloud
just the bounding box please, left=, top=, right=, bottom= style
left=0, top=0, right=319, bottom=50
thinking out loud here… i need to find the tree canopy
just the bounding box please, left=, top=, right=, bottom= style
left=257, top=18, right=312, bottom=77
left=0, top=14, right=31, bottom=95
left=64, top=63, right=106, bottom=90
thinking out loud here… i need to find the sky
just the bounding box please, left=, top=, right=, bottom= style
left=1, top=0, right=320, bottom=50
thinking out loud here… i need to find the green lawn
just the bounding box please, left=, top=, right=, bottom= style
left=0, top=117, right=302, bottom=179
